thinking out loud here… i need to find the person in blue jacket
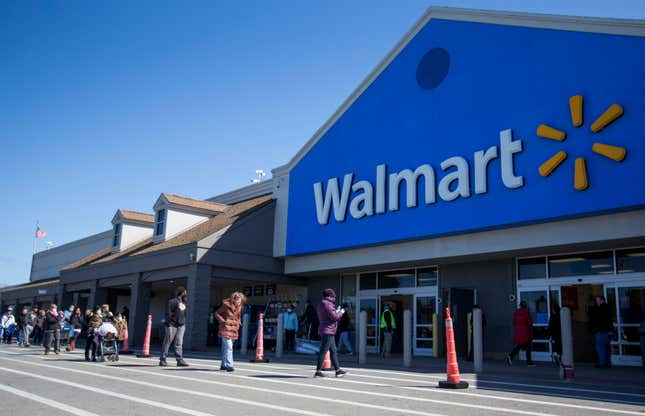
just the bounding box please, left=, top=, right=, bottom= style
left=284, top=305, right=298, bottom=352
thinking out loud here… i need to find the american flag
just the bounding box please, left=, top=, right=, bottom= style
left=35, top=225, right=46, bottom=239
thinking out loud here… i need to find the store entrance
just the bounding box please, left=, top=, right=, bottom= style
left=380, top=295, right=413, bottom=354
left=560, top=284, right=604, bottom=362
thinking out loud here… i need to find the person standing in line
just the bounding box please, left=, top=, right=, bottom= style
left=506, top=301, right=535, bottom=367
left=380, top=303, right=396, bottom=358
left=590, top=295, right=613, bottom=368
left=114, top=313, right=127, bottom=351
left=284, top=304, right=298, bottom=352
left=337, top=303, right=353, bottom=356
left=2, top=307, right=16, bottom=344
left=160, top=286, right=189, bottom=367
left=68, top=307, right=84, bottom=352
left=215, top=292, right=246, bottom=371
left=16, top=307, right=27, bottom=346
left=303, top=300, right=319, bottom=340
left=34, top=309, right=46, bottom=346
left=44, top=304, right=63, bottom=355
left=24, top=306, right=38, bottom=347
left=314, top=289, right=347, bottom=378
left=85, top=307, right=103, bottom=361
left=1, top=307, right=16, bottom=344
left=546, top=304, right=562, bottom=367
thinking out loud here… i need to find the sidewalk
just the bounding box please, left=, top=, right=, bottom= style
left=132, top=344, right=645, bottom=391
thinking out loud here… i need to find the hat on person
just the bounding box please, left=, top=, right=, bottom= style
left=322, top=288, right=336, bottom=299
left=7, top=306, right=13, bottom=311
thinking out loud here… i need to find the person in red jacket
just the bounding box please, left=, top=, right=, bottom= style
left=506, top=301, right=536, bottom=367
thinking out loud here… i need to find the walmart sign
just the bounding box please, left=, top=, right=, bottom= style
left=286, top=16, right=645, bottom=255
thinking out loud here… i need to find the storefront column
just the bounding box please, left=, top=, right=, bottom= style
left=129, top=274, right=151, bottom=347
left=87, top=281, right=108, bottom=310
left=184, top=264, right=211, bottom=351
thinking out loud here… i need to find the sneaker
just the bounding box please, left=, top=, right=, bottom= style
left=314, top=371, right=326, bottom=377
left=177, top=359, right=189, bottom=367
left=505, top=355, right=512, bottom=366
left=527, top=363, right=536, bottom=367
left=44, top=351, right=49, bottom=355
left=55, top=351, right=61, bottom=355
left=159, top=359, right=168, bottom=367
left=225, top=366, right=234, bottom=372
left=220, top=366, right=226, bottom=371
left=85, top=356, right=90, bottom=362
left=335, top=369, right=347, bottom=378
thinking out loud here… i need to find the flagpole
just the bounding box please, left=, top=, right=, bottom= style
left=33, top=220, right=38, bottom=255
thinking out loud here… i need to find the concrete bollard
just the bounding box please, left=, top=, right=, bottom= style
left=359, top=310, right=367, bottom=365
left=560, top=307, right=574, bottom=381
left=240, top=313, right=250, bottom=355
left=473, top=308, right=483, bottom=373
left=432, top=313, right=439, bottom=358
left=403, top=309, right=412, bottom=367
left=276, top=312, right=284, bottom=358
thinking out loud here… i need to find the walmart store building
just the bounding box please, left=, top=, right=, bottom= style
left=272, top=8, right=645, bottom=365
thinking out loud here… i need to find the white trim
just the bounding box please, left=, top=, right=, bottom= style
left=285, top=210, right=645, bottom=274
left=208, top=180, right=273, bottom=205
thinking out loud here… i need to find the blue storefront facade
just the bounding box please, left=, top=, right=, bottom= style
left=272, top=8, right=645, bottom=364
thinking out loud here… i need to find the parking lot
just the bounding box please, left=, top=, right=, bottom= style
left=1, top=344, right=644, bottom=416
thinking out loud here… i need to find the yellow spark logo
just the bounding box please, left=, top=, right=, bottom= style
left=536, top=95, right=627, bottom=191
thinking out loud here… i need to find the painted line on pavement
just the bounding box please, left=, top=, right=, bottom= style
left=0, top=354, right=333, bottom=416
left=57, top=357, right=446, bottom=416
left=0, top=366, right=216, bottom=416
left=185, top=352, right=645, bottom=400
left=102, top=354, right=563, bottom=416
left=123, top=352, right=645, bottom=411
left=0, top=382, right=102, bottom=416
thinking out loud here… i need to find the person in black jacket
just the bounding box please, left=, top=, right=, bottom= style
left=590, top=296, right=614, bottom=368
left=160, top=286, right=189, bottom=367
left=44, top=304, right=64, bottom=355
left=546, top=305, right=562, bottom=366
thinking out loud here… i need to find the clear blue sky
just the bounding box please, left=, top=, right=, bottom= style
left=1, top=0, right=643, bottom=286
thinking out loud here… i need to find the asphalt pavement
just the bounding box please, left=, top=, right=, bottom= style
left=0, top=344, right=644, bottom=416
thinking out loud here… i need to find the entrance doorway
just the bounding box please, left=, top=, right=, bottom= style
left=445, top=288, right=476, bottom=358
left=560, top=284, right=604, bottom=362
left=380, top=295, right=413, bottom=354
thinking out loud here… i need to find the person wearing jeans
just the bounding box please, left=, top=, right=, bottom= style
left=160, top=286, right=189, bottom=367
left=284, top=306, right=298, bottom=352
left=314, top=289, right=347, bottom=378
left=590, top=295, right=613, bottom=368
left=215, top=292, right=246, bottom=371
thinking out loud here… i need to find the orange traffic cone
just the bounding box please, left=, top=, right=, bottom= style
left=121, top=324, right=131, bottom=354
left=250, top=313, right=270, bottom=363
left=137, top=314, right=152, bottom=358
left=321, top=350, right=333, bottom=371
left=438, top=308, right=468, bottom=389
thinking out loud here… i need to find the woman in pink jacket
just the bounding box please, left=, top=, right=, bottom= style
left=314, top=289, right=347, bottom=378
left=506, top=301, right=535, bottom=367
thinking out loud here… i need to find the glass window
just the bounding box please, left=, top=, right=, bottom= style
left=417, top=267, right=438, bottom=287
left=359, top=273, right=376, bottom=291
left=378, top=269, right=415, bottom=289
left=520, top=290, right=549, bottom=324
left=618, top=287, right=645, bottom=325
left=112, top=224, right=121, bottom=247
left=155, top=209, right=166, bottom=236
left=360, top=298, right=378, bottom=347
left=416, top=296, right=435, bottom=325
left=340, top=274, right=356, bottom=329
left=518, top=257, right=546, bottom=280
left=548, top=251, right=614, bottom=277
left=616, top=248, right=645, bottom=274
